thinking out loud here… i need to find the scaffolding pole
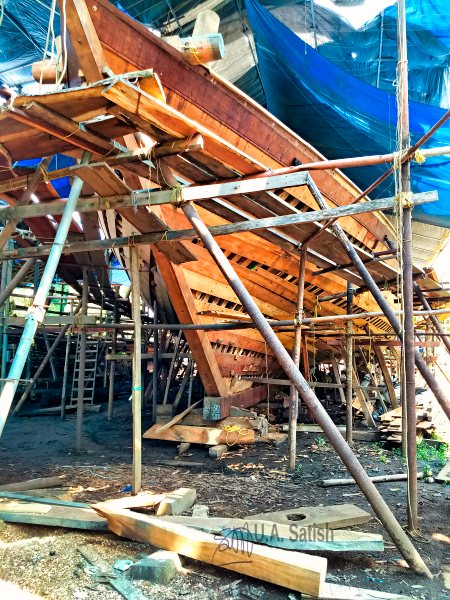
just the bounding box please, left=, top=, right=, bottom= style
left=181, top=199, right=431, bottom=577
left=0, top=151, right=91, bottom=437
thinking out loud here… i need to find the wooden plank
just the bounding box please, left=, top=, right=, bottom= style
left=156, top=488, right=197, bottom=516
left=246, top=504, right=372, bottom=529
left=322, top=473, right=423, bottom=487
left=157, top=516, right=384, bottom=552
left=282, top=424, right=381, bottom=442
left=98, top=492, right=166, bottom=510
left=303, top=583, right=411, bottom=600
left=156, top=400, right=202, bottom=433
left=0, top=492, right=89, bottom=508
left=0, top=504, right=108, bottom=530
left=152, top=247, right=228, bottom=397
left=143, top=423, right=255, bottom=446
left=203, top=386, right=268, bottom=420
left=93, top=505, right=327, bottom=596
left=0, top=476, right=65, bottom=492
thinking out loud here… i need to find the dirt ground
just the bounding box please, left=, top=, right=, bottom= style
left=0, top=400, right=448, bottom=600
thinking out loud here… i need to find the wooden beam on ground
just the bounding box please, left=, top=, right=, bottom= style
left=0, top=504, right=108, bottom=530
left=152, top=247, right=227, bottom=397
left=157, top=516, right=384, bottom=552
left=143, top=423, right=255, bottom=445
left=156, top=400, right=202, bottom=433
left=93, top=505, right=327, bottom=596
left=203, top=385, right=268, bottom=420
left=0, top=476, right=66, bottom=492
left=246, top=503, right=372, bottom=529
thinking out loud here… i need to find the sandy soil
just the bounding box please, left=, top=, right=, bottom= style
left=0, top=400, right=448, bottom=600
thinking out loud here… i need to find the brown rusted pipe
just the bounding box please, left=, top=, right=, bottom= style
left=181, top=199, right=431, bottom=578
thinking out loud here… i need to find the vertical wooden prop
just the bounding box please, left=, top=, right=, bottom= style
left=76, top=268, right=88, bottom=452
left=288, top=249, right=306, bottom=471
left=346, top=282, right=354, bottom=444
left=131, top=247, right=142, bottom=494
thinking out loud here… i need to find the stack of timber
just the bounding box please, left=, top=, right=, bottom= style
left=378, top=392, right=439, bottom=442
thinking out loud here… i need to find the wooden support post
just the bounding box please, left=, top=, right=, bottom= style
left=152, top=302, right=159, bottom=424
left=373, top=345, right=398, bottom=408
left=60, top=329, right=72, bottom=419
left=331, top=356, right=346, bottom=405
left=0, top=244, right=11, bottom=390
left=107, top=301, right=118, bottom=420
left=76, top=268, right=89, bottom=453
left=397, top=0, right=418, bottom=533
left=162, top=331, right=182, bottom=405
left=288, top=249, right=306, bottom=471
left=180, top=200, right=431, bottom=577
left=131, top=247, right=142, bottom=494
left=346, top=282, right=354, bottom=444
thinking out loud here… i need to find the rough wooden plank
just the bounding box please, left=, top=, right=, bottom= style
left=93, top=505, right=327, bottom=596
left=156, top=400, right=202, bottom=433
left=0, top=476, right=65, bottom=492
left=322, top=473, right=423, bottom=487
left=0, top=504, right=108, bottom=530
left=143, top=423, right=256, bottom=446
left=0, top=492, right=89, bottom=508
left=246, top=504, right=372, bottom=530
left=157, top=516, right=384, bottom=552
left=156, top=488, right=197, bottom=516
left=98, top=492, right=166, bottom=511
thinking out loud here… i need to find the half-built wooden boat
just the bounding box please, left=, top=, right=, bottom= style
left=0, top=0, right=447, bottom=408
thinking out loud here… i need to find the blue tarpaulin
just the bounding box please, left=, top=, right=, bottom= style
left=246, top=0, right=450, bottom=228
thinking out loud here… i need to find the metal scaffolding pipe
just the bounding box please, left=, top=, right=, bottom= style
left=0, top=151, right=91, bottom=438
left=346, top=283, right=354, bottom=444
left=181, top=200, right=431, bottom=577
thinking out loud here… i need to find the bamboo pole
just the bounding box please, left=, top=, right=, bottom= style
left=107, top=301, right=118, bottom=420
left=152, top=302, right=159, bottom=424
left=0, top=152, right=91, bottom=438
left=346, top=283, right=354, bottom=444
left=288, top=249, right=306, bottom=471
left=130, top=247, right=142, bottom=494
left=60, top=328, right=72, bottom=419
left=397, top=0, right=418, bottom=532
left=180, top=200, right=431, bottom=577
left=76, top=268, right=89, bottom=453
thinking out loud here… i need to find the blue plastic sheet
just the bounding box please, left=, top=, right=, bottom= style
left=246, top=0, right=450, bottom=228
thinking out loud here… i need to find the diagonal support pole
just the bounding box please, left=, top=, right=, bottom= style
left=181, top=200, right=431, bottom=577
left=0, top=152, right=91, bottom=438
left=306, top=177, right=450, bottom=424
